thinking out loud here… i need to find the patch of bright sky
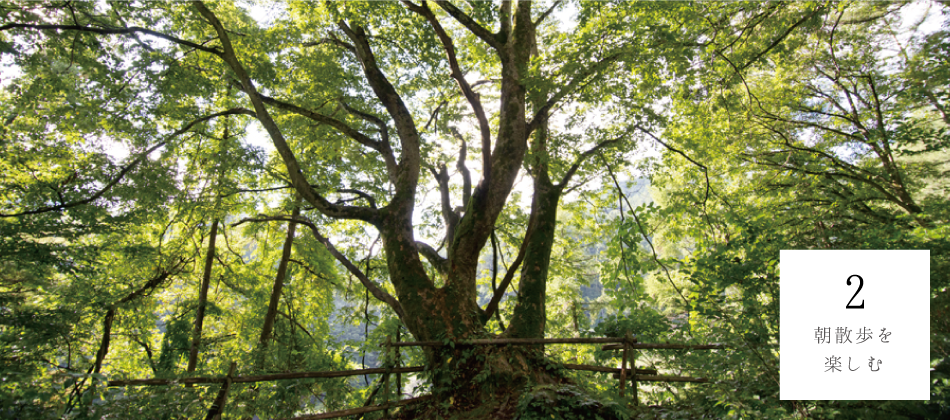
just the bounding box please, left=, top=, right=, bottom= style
left=242, top=0, right=285, bottom=28
left=874, top=0, right=946, bottom=66
left=554, top=0, right=579, bottom=33
left=0, top=52, right=20, bottom=90
left=897, top=0, right=945, bottom=42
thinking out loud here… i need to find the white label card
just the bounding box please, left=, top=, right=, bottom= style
left=780, top=250, right=930, bottom=400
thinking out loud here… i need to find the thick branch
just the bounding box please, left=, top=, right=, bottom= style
left=93, top=309, right=115, bottom=374
left=415, top=241, right=448, bottom=275
left=499, top=1, right=512, bottom=41
left=434, top=1, right=502, bottom=50
left=489, top=230, right=506, bottom=330
left=204, top=363, right=236, bottom=420
left=259, top=205, right=300, bottom=350
left=193, top=2, right=378, bottom=224
left=337, top=21, right=422, bottom=207
left=428, top=163, right=459, bottom=247
left=188, top=218, right=219, bottom=373
left=450, top=127, right=472, bottom=207
left=482, top=216, right=536, bottom=324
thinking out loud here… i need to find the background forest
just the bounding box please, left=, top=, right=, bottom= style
left=1, top=1, right=948, bottom=419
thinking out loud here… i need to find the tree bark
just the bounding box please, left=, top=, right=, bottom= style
left=506, top=88, right=562, bottom=339
left=506, top=178, right=560, bottom=339
left=188, top=219, right=219, bottom=373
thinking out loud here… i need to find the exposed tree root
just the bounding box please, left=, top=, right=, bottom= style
left=383, top=346, right=629, bottom=420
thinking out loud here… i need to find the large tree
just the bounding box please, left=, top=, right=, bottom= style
left=7, top=0, right=928, bottom=418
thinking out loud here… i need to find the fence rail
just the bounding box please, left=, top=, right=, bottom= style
left=106, top=334, right=722, bottom=417
left=107, top=366, right=426, bottom=387
left=388, top=336, right=632, bottom=347
left=601, top=343, right=725, bottom=351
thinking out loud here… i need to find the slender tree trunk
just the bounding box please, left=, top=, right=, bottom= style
left=94, top=265, right=180, bottom=374
left=506, top=184, right=560, bottom=339
left=188, top=219, right=219, bottom=373
left=258, top=205, right=300, bottom=353
left=93, top=309, right=116, bottom=374
left=506, top=153, right=561, bottom=339
left=506, top=69, right=561, bottom=340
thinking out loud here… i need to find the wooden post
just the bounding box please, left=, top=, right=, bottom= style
left=628, top=333, right=639, bottom=406
left=395, top=326, right=402, bottom=400
left=383, top=335, right=391, bottom=417
left=619, top=332, right=628, bottom=398
left=204, top=362, right=236, bottom=420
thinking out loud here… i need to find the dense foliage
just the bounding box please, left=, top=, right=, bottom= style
left=1, top=1, right=947, bottom=419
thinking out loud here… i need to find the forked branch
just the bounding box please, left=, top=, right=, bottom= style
left=428, top=163, right=460, bottom=246
left=416, top=241, right=448, bottom=275
left=404, top=1, right=493, bottom=179
left=337, top=20, right=423, bottom=206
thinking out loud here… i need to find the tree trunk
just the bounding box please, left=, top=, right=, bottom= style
left=506, top=64, right=562, bottom=340
left=188, top=218, right=219, bottom=373
left=93, top=309, right=116, bottom=374
left=94, top=264, right=180, bottom=375
left=506, top=178, right=560, bottom=339
left=258, top=205, right=300, bottom=354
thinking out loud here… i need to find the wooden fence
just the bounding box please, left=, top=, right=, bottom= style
left=107, top=334, right=723, bottom=419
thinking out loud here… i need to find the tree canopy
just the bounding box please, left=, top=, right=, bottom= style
left=1, top=1, right=947, bottom=419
